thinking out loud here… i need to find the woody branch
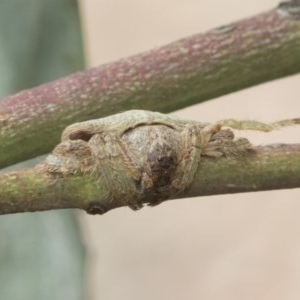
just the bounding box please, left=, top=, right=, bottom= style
left=1, top=2, right=300, bottom=168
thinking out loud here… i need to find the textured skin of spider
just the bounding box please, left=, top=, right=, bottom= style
left=45, top=110, right=275, bottom=212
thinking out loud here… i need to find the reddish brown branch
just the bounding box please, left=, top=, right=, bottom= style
left=1, top=6, right=300, bottom=168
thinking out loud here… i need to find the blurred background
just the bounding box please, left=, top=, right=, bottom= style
left=1, top=0, right=300, bottom=299
left=80, top=1, right=300, bottom=299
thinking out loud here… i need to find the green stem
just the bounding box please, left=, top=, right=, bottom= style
left=184, top=144, right=300, bottom=198
left=0, top=144, right=299, bottom=215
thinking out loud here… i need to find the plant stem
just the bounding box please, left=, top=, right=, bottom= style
left=1, top=5, right=300, bottom=168
left=0, top=144, right=299, bottom=215
left=184, top=144, right=300, bottom=198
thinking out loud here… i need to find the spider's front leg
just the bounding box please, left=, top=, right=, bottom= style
left=170, top=123, right=202, bottom=196
left=171, top=122, right=234, bottom=195
left=200, top=122, right=252, bottom=158
left=171, top=121, right=250, bottom=197
left=88, top=132, right=144, bottom=211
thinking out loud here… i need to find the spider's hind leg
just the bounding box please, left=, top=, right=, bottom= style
left=219, top=118, right=300, bottom=132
